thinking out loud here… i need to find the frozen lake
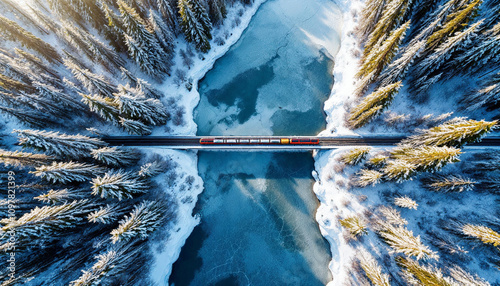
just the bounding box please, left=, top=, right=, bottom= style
left=170, top=0, right=342, bottom=285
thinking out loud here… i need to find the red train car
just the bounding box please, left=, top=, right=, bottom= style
left=199, top=137, right=319, bottom=145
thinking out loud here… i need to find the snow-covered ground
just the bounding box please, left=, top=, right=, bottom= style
left=313, top=0, right=500, bottom=284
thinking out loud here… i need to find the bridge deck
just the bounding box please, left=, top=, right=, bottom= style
left=102, top=136, right=500, bottom=150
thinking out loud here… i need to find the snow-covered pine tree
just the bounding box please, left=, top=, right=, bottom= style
left=138, top=159, right=167, bottom=177
left=0, top=105, right=54, bottom=128
left=379, top=40, right=425, bottom=87
left=356, top=169, right=383, bottom=187
left=65, top=59, right=117, bottom=98
left=33, top=81, right=85, bottom=111
left=363, top=0, right=413, bottom=57
left=148, top=9, right=175, bottom=61
left=100, top=1, right=127, bottom=53
left=349, top=81, right=402, bottom=128
left=359, top=21, right=410, bottom=79
left=394, top=196, right=418, bottom=209
left=462, top=224, right=500, bottom=247
left=1, top=200, right=94, bottom=243
left=190, top=0, right=212, bottom=39
left=88, top=204, right=122, bottom=224
left=0, top=149, right=53, bottom=168
left=137, top=78, right=162, bottom=99
left=349, top=105, right=384, bottom=129
left=377, top=222, right=438, bottom=260
left=453, top=22, right=500, bottom=72
left=157, top=0, right=178, bottom=33
left=416, top=20, right=482, bottom=81
left=119, top=117, right=153, bottom=135
left=396, top=257, right=455, bottom=285
left=14, top=129, right=107, bottom=159
left=70, top=245, right=140, bottom=286
left=179, top=0, right=212, bottom=52
left=356, top=0, right=386, bottom=41
left=80, top=93, right=121, bottom=123
left=14, top=48, right=60, bottom=80
left=110, top=200, right=167, bottom=243
left=379, top=205, right=408, bottom=226
left=118, top=0, right=170, bottom=77
left=208, top=0, right=227, bottom=26
left=382, top=159, right=417, bottom=182
left=340, top=147, right=371, bottom=165
left=114, top=84, right=169, bottom=125
left=358, top=248, right=391, bottom=286
left=32, top=161, right=103, bottom=184
left=391, top=145, right=462, bottom=172
left=120, top=67, right=138, bottom=87
left=0, top=15, right=61, bottom=63
left=340, top=215, right=368, bottom=238
left=449, top=265, right=491, bottom=286
left=425, top=0, right=483, bottom=52
left=91, top=146, right=140, bottom=167
left=423, top=174, right=476, bottom=192
left=402, top=118, right=497, bottom=147
left=463, top=73, right=500, bottom=110
left=91, top=170, right=148, bottom=200
left=34, top=189, right=82, bottom=204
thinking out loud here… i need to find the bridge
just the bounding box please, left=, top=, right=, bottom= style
left=102, top=136, right=500, bottom=150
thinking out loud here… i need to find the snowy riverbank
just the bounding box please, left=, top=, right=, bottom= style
left=148, top=1, right=267, bottom=284
left=313, top=0, right=366, bottom=284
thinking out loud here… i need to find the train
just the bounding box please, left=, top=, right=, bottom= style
left=199, top=137, right=320, bottom=145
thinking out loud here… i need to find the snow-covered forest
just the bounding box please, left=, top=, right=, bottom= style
left=316, top=0, right=500, bottom=284
left=0, top=0, right=253, bottom=284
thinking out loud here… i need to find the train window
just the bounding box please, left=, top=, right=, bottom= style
left=250, top=139, right=259, bottom=143
left=291, top=139, right=299, bottom=143
left=226, top=139, right=237, bottom=143
left=300, top=139, right=311, bottom=143
left=240, top=139, right=250, bottom=143
left=260, top=139, right=270, bottom=143
left=214, top=139, right=224, bottom=144
left=311, top=139, right=319, bottom=143
left=270, top=139, right=280, bottom=144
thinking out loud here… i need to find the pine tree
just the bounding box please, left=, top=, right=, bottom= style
left=88, top=204, right=122, bottom=224
left=91, top=147, right=139, bottom=167
left=379, top=40, right=425, bottom=87
left=114, top=85, right=169, bottom=125
left=65, top=60, right=117, bottom=98
left=0, top=149, right=53, bottom=168
left=157, top=0, right=178, bottom=32
left=138, top=160, right=166, bottom=177
left=358, top=248, right=391, bottom=286
left=359, top=21, right=411, bottom=79
left=378, top=222, right=438, bottom=260
left=363, top=0, right=413, bottom=56
left=454, top=22, right=500, bottom=71
left=397, top=257, right=455, bottom=285
left=91, top=170, right=148, bottom=200
left=340, top=147, right=371, bottom=165
left=118, top=0, right=170, bottom=77
left=34, top=189, right=82, bottom=204
left=32, top=161, right=103, bottom=184
left=110, top=200, right=166, bottom=243
left=1, top=200, right=94, bottom=242
left=349, top=81, right=402, bottom=128
left=80, top=93, right=121, bottom=123
left=208, top=0, right=227, bottom=26
left=462, top=224, right=500, bottom=247
left=425, top=0, right=483, bottom=52
left=449, top=266, right=491, bottom=286
left=379, top=205, right=408, bottom=226
left=356, top=169, right=383, bottom=187
left=0, top=15, right=61, bottom=63
left=190, top=0, right=212, bottom=38
left=423, top=175, right=475, bottom=192
left=391, top=146, right=462, bottom=173
left=394, top=196, right=418, bottom=210
left=416, top=20, right=482, bottom=80
left=402, top=118, right=497, bottom=147
left=119, top=117, right=153, bottom=135
left=0, top=105, right=54, bottom=128
left=179, top=0, right=212, bottom=52
left=33, top=81, right=84, bottom=111
left=463, top=73, right=500, bottom=110
left=148, top=9, right=175, bottom=60
left=14, top=49, right=60, bottom=80
left=14, top=129, right=106, bottom=159
left=340, top=215, right=368, bottom=238
left=137, top=78, right=162, bottom=99
left=383, top=159, right=417, bottom=182
left=356, top=0, right=386, bottom=41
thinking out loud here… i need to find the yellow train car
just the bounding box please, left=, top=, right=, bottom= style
left=280, top=138, right=290, bottom=144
